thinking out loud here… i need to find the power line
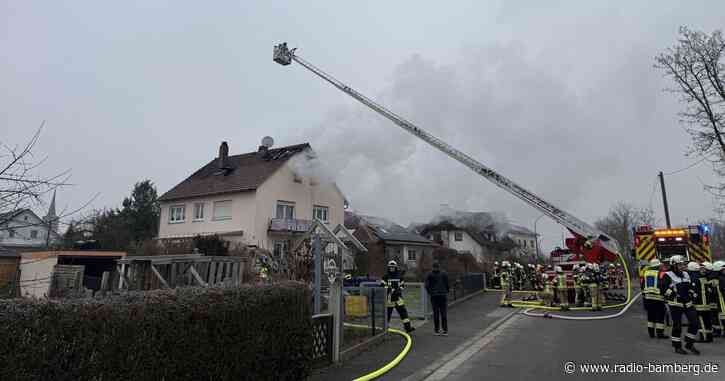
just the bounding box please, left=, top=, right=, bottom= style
left=663, top=156, right=708, bottom=176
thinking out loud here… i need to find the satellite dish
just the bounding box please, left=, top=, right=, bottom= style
left=261, top=136, right=274, bottom=148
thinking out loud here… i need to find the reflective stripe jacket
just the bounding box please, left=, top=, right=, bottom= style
left=641, top=269, right=663, bottom=301
left=660, top=271, right=694, bottom=308
left=382, top=270, right=405, bottom=302
left=689, top=271, right=709, bottom=311
left=556, top=274, right=567, bottom=289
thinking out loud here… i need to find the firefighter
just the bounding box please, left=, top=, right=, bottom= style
left=500, top=261, right=513, bottom=307
left=589, top=263, right=603, bottom=311
left=540, top=271, right=554, bottom=306
left=381, top=260, right=415, bottom=333
left=690, top=262, right=713, bottom=343
left=607, top=263, right=617, bottom=289
left=492, top=261, right=501, bottom=289
left=555, top=266, right=569, bottom=311
left=660, top=255, right=700, bottom=355
left=705, top=262, right=722, bottom=338
left=713, top=261, right=725, bottom=337
left=641, top=258, right=667, bottom=339
left=574, top=264, right=587, bottom=307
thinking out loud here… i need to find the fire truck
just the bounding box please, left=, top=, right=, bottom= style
left=633, top=224, right=712, bottom=268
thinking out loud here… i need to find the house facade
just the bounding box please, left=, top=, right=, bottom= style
left=416, top=210, right=537, bottom=263
left=157, top=140, right=346, bottom=258
left=347, top=212, right=435, bottom=277
left=0, top=193, right=61, bottom=253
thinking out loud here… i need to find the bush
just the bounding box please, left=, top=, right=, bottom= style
left=0, top=282, right=312, bottom=381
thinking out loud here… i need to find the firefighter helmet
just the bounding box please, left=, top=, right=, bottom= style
left=388, top=260, right=398, bottom=268
left=713, top=260, right=725, bottom=271
left=687, top=262, right=701, bottom=272
left=555, top=266, right=563, bottom=273
left=583, top=240, right=593, bottom=249
left=649, top=258, right=661, bottom=267
left=669, top=255, right=686, bottom=265
left=501, top=261, right=511, bottom=268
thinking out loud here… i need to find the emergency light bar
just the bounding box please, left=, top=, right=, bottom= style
left=654, top=229, right=687, bottom=236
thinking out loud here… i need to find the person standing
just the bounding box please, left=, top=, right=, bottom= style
left=425, top=262, right=450, bottom=336
left=641, top=259, right=668, bottom=339
left=661, top=255, right=700, bottom=355
left=555, top=266, right=570, bottom=311
left=500, top=261, right=513, bottom=307
left=382, top=260, right=415, bottom=333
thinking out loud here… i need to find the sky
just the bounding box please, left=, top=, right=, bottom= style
left=3, top=1, right=724, bottom=253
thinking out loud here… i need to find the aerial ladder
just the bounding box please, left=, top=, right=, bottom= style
left=273, top=43, right=621, bottom=264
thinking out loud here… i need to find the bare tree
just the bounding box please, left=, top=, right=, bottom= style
left=0, top=124, right=93, bottom=244
left=655, top=27, right=725, bottom=192
left=595, top=202, right=656, bottom=258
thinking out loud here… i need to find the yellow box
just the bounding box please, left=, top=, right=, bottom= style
left=345, top=295, right=368, bottom=317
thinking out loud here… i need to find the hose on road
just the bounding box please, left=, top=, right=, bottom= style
left=522, top=292, right=641, bottom=320
left=347, top=324, right=412, bottom=381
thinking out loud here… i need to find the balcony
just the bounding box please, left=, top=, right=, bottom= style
left=269, top=218, right=313, bottom=233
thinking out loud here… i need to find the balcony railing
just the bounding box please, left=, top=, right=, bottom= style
left=269, top=218, right=313, bottom=233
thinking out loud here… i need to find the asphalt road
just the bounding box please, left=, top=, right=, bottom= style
left=441, top=304, right=725, bottom=381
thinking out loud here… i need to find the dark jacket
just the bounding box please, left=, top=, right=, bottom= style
left=425, top=269, right=450, bottom=297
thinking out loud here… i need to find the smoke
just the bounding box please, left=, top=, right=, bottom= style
left=293, top=41, right=663, bottom=230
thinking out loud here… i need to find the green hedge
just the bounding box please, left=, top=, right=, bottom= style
left=0, top=282, right=312, bottom=381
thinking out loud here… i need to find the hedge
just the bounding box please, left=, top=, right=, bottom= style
left=0, top=282, right=312, bottom=381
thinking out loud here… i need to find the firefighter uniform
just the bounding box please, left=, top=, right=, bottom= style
left=641, top=260, right=667, bottom=338
left=574, top=265, right=586, bottom=307
left=382, top=261, right=414, bottom=333
left=661, top=256, right=700, bottom=355
left=555, top=266, right=569, bottom=311
left=500, top=261, right=513, bottom=307
left=712, top=261, right=725, bottom=337
left=589, top=264, right=602, bottom=311
left=690, top=263, right=712, bottom=342
left=540, top=273, right=554, bottom=307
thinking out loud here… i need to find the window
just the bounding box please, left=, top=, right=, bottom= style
left=313, top=205, right=329, bottom=223
left=193, top=203, right=205, bottom=221
left=274, top=240, right=290, bottom=257
left=213, top=200, right=232, bottom=220
left=275, top=201, right=295, bottom=220
left=169, top=205, right=185, bottom=223
left=8, top=229, right=15, bottom=238
left=454, top=231, right=463, bottom=241
left=30, top=230, right=38, bottom=239
left=408, top=249, right=417, bottom=261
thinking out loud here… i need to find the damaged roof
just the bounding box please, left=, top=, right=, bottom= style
left=359, top=215, right=433, bottom=245
left=159, top=143, right=310, bottom=202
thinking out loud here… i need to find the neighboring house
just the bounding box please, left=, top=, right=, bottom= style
left=415, top=210, right=534, bottom=263
left=0, top=192, right=61, bottom=254
left=507, top=224, right=538, bottom=257
left=346, top=211, right=435, bottom=277
left=157, top=139, right=347, bottom=258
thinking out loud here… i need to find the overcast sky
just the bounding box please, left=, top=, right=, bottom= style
left=3, top=1, right=724, bottom=252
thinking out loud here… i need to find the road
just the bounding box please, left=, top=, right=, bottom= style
left=428, top=303, right=724, bottom=380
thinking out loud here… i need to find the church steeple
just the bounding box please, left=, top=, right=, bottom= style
left=44, top=190, right=58, bottom=233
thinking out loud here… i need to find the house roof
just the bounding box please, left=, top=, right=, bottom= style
left=508, top=224, right=537, bottom=237
left=159, top=143, right=311, bottom=202
left=358, top=215, right=433, bottom=245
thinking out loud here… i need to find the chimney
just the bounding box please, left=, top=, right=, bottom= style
left=218, top=141, right=229, bottom=169
left=257, top=136, right=274, bottom=159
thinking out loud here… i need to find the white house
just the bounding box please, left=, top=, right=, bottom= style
left=416, top=210, right=538, bottom=263
left=157, top=139, right=347, bottom=258
left=0, top=192, right=61, bottom=252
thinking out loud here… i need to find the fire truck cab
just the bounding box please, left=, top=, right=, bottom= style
left=633, top=224, right=711, bottom=274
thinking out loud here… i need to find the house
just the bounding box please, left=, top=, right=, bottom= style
left=507, top=224, right=538, bottom=257
left=157, top=139, right=347, bottom=258
left=346, top=211, right=435, bottom=277
left=415, top=210, right=536, bottom=263
left=0, top=192, right=61, bottom=254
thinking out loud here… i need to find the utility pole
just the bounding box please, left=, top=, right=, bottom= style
left=659, top=171, right=671, bottom=228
